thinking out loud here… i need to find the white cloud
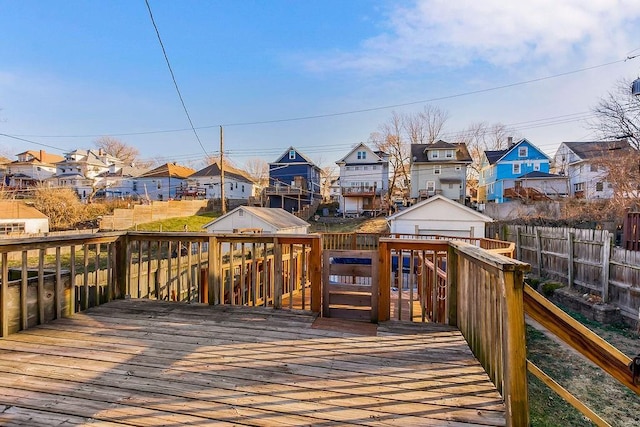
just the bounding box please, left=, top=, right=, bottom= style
left=306, top=0, right=640, bottom=73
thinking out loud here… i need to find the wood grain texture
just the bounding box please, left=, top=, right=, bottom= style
left=0, top=299, right=505, bottom=427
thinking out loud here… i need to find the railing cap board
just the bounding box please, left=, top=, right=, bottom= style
left=0, top=231, right=125, bottom=252
left=450, top=241, right=531, bottom=273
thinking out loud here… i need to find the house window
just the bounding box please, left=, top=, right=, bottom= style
left=430, top=151, right=439, bottom=159
left=433, top=165, right=441, bottom=175
left=242, top=185, right=245, bottom=193
left=455, top=166, right=461, bottom=171
left=534, top=163, right=540, bottom=171
left=513, top=163, right=521, bottom=174
left=426, top=181, right=435, bottom=192
left=518, top=147, right=528, bottom=157
left=489, top=183, right=494, bottom=194
left=357, top=151, right=366, bottom=160
left=289, top=150, right=296, bottom=159
left=239, top=210, right=244, bottom=217
left=596, top=182, right=603, bottom=192
left=0, top=222, right=25, bottom=234
left=346, top=166, right=354, bottom=171
left=230, top=183, right=233, bottom=190
left=590, top=164, right=598, bottom=172
left=132, top=181, right=137, bottom=191
left=445, top=150, right=454, bottom=158
left=574, top=183, right=584, bottom=192
left=157, top=181, right=161, bottom=190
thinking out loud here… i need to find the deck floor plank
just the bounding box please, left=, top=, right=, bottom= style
left=0, top=300, right=505, bottom=427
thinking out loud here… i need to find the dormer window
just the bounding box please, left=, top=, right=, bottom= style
left=430, top=151, right=439, bottom=159
left=445, top=150, right=454, bottom=158
left=289, top=150, right=296, bottom=160
left=357, top=151, right=366, bottom=160
left=518, top=147, right=528, bottom=157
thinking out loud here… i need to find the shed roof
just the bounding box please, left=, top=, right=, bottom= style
left=387, top=195, right=493, bottom=223
left=0, top=201, right=48, bottom=219
left=138, top=163, right=195, bottom=179
left=203, top=206, right=310, bottom=230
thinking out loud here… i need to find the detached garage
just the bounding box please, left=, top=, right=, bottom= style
left=387, top=195, right=492, bottom=238
left=203, top=206, right=310, bottom=234
left=0, top=201, right=49, bottom=235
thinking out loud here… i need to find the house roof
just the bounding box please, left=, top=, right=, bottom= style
left=203, top=206, right=310, bottom=230
left=0, top=201, right=48, bottom=219
left=15, top=150, right=64, bottom=165
left=484, top=138, right=549, bottom=165
left=411, top=141, right=472, bottom=163
left=191, top=162, right=253, bottom=183
left=562, top=139, right=632, bottom=160
left=517, top=171, right=565, bottom=180
left=387, top=195, right=493, bottom=223
left=271, top=146, right=320, bottom=168
left=336, top=142, right=386, bottom=164
left=138, top=163, right=195, bottom=179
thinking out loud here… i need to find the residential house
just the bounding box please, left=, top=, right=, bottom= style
left=478, top=138, right=567, bottom=203
left=134, top=162, right=196, bottom=201
left=335, top=143, right=389, bottom=216
left=0, top=200, right=49, bottom=235
left=187, top=161, right=255, bottom=201
left=5, top=150, right=64, bottom=189
left=328, top=178, right=341, bottom=202
left=95, top=164, right=150, bottom=199
left=265, top=147, right=322, bottom=214
left=387, top=195, right=492, bottom=238
left=202, top=206, right=310, bottom=234
left=552, top=139, right=632, bottom=200
left=410, top=140, right=472, bottom=204
left=53, top=149, right=125, bottom=201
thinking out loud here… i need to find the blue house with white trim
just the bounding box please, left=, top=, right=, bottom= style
left=479, top=138, right=561, bottom=203
left=265, top=147, right=322, bottom=214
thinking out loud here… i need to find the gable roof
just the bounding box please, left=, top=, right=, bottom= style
left=0, top=201, right=48, bottom=219
left=484, top=138, right=549, bottom=165
left=517, top=171, right=565, bottom=179
left=203, top=206, right=310, bottom=230
left=15, top=150, right=64, bottom=165
left=272, top=146, right=318, bottom=167
left=561, top=139, right=632, bottom=160
left=191, top=162, right=253, bottom=183
left=138, top=163, right=195, bottom=179
left=336, top=142, right=386, bottom=164
left=411, top=141, right=472, bottom=163
left=387, top=195, right=493, bottom=222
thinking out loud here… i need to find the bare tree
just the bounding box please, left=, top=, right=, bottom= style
left=94, top=136, right=153, bottom=167
left=591, top=145, right=640, bottom=216
left=590, top=79, right=640, bottom=150
left=369, top=111, right=410, bottom=200
left=320, top=164, right=338, bottom=202
left=243, top=157, right=269, bottom=189
left=457, top=122, right=512, bottom=178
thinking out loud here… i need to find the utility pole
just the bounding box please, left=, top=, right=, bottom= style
left=220, top=126, right=226, bottom=214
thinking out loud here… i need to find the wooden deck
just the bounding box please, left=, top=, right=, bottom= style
left=0, top=300, right=506, bottom=426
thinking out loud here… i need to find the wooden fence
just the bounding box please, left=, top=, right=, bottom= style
left=497, top=225, right=640, bottom=323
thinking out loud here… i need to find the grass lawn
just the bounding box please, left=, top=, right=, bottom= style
left=132, top=211, right=219, bottom=232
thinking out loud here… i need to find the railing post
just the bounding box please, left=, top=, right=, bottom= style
left=602, top=231, right=611, bottom=303
left=310, top=235, right=322, bottom=313
left=567, top=232, right=574, bottom=289
left=115, top=235, right=129, bottom=299
left=501, top=268, right=529, bottom=426
left=208, top=236, right=218, bottom=305
left=378, top=240, right=390, bottom=322
left=274, top=237, right=283, bottom=309
left=1, top=252, right=8, bottom=337
left=446, top=243, right=458, bottom=327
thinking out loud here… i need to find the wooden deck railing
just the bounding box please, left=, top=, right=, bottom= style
left=3, top=230, right=636, bottom=426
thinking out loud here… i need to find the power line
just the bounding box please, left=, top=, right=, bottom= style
left=144, top=0, right=209, bottom=158
left=0, top=133, right=67, bottom=152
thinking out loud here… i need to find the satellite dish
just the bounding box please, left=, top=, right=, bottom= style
left=632, top=78, right=640, bottom=97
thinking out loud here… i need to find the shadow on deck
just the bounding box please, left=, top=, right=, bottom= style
left=0, top=299, right=506, bottom=426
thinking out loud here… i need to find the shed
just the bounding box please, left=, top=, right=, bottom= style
left=202, top=206, right=310, bottom=234
left=387, top=195, right=492, bottom=238
left=0, top=201, right=49, bottom=235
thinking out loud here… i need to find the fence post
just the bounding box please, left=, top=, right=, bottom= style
left=567, top=232, right=574, bottom=289
left=602, top=231, right=611, bottom=302
left=1, top=253, right=8, bottom=337
left=274, top=237, right=283, bottom=309
left=535, top=228, right=543, bottom=277
left=502, top=267, right=530, bottom=426
left=515, top=226, right=522, bottom=260
left=208, top=236, right=219, bottom=305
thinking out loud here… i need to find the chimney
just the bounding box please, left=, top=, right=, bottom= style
left=40, top=149, right=45, bottom=161
left=508, top=137, right=514, bottom=147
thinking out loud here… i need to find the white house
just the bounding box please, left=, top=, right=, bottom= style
left=5, top=150, right=64, bottom=189
left=387, top=195, right=493, bottom=238
left=335, top=143, right=389, bottom=216
left=202, top=206, right=310, bottom=234
left=553, top=139, right=632, bottom=200
left=0, top=201, right=49, bottom=235
left=53, top=149, right=125, bottom=201
left=187, top=161, right=254, bottom=201
left=134, top=163, right=196, bottom=201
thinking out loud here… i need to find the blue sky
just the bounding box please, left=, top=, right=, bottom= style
left=1, top=0, right=640, bottom=170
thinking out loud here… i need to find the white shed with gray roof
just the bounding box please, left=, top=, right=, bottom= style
left=202, top=206, right=310, bottom=234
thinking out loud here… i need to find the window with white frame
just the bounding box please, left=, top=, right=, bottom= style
left=574, top=182, right=584, bottom=192
left=513, top=163, right=521, bottom=174
left=289, top=150, right=295, bottom=160
left=430, top=151, right=439, bottom=159
left=426, top=181, right=435, bottom=192
left=534, top=162, right=540, bottom=171
left=518, top=147, right=528, bottom=157
left=596, top=182, right=603, bottom=191
left=455, top=165, right=461, bottom=171
left=434, top=165, right=441, bottom=174
left=357, top=151, right=366, bottom=160
left=445, top=150, right=454, bottom=158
